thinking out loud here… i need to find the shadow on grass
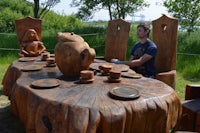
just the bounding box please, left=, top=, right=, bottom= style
left=183, top=76, right=200, bottom=83
left=0, top=92, right=25, bottom=133
left=0, top=89, right=2, bottom=96
left=0, top=105, right=25, bottom=133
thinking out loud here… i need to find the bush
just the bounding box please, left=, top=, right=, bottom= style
left=0, top=0, right=32, bottom=32
left=178, top=29, right=200, bottom=54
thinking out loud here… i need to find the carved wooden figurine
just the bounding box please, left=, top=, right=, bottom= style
left=15, top=16, right=46, bottom=57
left=20, top=29, right=46, bottom=57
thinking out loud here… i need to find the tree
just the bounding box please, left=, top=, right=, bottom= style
left=28, top=0, right=60, bottom=18
left=163, top=0, right=200, bottom=32
left=0, top=0, right=32, bottom=32
left=71, top=0, right=149, bottom=21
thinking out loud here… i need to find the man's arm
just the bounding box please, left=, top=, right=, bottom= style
left=123, top=54, right=152, bottom=67
left=38, top=42, right=46, bottom=54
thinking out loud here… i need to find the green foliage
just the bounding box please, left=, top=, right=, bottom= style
left=178, top=30, right=200, bottom=54
left=42, top=12, right=84, bottom=30
left=0, top=33, right=18, bottom=49
left=71, top=0, right=149, bottom=20
left=0, top=0, right=86, bottom=33
left=163, top=0, right=200, bottom=32
left=177, top=55, right=200, bottom=79
left=0, top=0, right=33, bottom=32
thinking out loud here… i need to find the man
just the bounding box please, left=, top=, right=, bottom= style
left=111, top=23, right=157, bottom=78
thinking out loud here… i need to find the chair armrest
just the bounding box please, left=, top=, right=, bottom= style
left=155, top=70, right=176, bottom=89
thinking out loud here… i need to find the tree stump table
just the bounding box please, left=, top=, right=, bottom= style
left=2, top=57, right=182, bottom=133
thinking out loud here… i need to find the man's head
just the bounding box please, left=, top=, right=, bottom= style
left=137, top=23, right=150, bottom=39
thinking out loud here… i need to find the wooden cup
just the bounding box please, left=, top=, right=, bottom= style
left=41, top=52, right=50, bottom=61
left=109, top=70, right=121, bottom=79
left=47, top=58, right=55, bottom=64
left=99, top=64, right=113, bottom=73
left=80, top=70, right=94, bottom=80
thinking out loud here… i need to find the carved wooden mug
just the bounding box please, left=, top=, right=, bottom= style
left=54, top=32, right=96, bottom=77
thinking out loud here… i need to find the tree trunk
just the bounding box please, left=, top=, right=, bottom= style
left=116, top=0, right=121, bottom=18
left=107, top=2, right=112, bottom=20
left=34, top=0, right=40, bottom=18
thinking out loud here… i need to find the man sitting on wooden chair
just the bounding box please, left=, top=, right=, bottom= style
left=111, top=23, right=157, bottom=78
left=20, top=29, right=46, bottom=57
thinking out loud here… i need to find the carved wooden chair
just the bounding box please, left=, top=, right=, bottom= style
left=104, top=19, right=131, bottom=62
left=152, top=14, right=178, bottom=89
left=177, top=84, right=200, bottom=132
left=15, top=16, right=42, bottom=46
left=15, top=16, right=45, bottom=57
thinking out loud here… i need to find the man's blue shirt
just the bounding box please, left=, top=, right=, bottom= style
left=130, top=39, right=157, bottom=78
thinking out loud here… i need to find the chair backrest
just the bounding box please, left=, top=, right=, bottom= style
left=104, top=19, right=131, bottom=62
left=152, top=14, right=178, bottom=73
left=15, top=16, right=42, bottom=46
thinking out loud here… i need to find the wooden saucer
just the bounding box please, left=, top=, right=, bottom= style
left=18, top=57, right=36, bottom=62
left=107, top=77, right=121, bottom=83
left=50, top=54, right=55, bottom=57
left=121, top=73, right=142, bottom=79
left=79, top=78, right=94, bottom=84
left=31, top=78, right=60, bottom=89
left=46, top=63, right=56, bottom=67
left=21, top=65, right=43, bottom=71
left=101, top=71, right=110, bottom=76
left=90, top=63, right=129, bottom=72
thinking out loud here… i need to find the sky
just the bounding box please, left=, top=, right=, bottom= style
left=51, top=0, right=169, bottom=21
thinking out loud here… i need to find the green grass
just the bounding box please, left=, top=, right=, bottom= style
left=0, top=54, right=18, bottom=94
left=176, top=54, right=200, bottom=100
left=176, top=72, right=200, bottom=100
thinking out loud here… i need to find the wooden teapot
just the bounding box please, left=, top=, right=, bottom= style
left=54, top=32, right=96, bottom=77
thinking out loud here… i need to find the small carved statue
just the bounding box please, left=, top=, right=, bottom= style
left=20, top=29, right=46, bottom=57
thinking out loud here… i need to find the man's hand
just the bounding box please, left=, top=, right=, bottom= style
left=110, top=59, right=122, bottom=64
